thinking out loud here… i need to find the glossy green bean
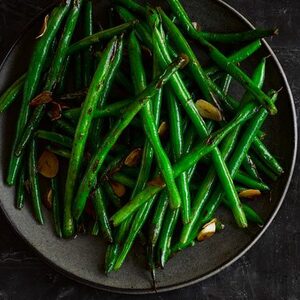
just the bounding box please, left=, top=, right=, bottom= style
left=242, top=154, right=261, bottom=180
left=164, top=1, right=277, bottom=114
left=35, top=130, right=73, bottom=148
left=91, top=220, right=99, bottom=236
left=74, top=54, right=82, bottom=90
left=102, top=181, right=122, bottom=209
left=67, top=20, right=137, bottom=54
left=205, top=40, right=261, bottom=76
left=83, top=0, right=93, bottom=87
left=115, top=6, right=152, bottom=49
left=7, top=2, right=70, bottom=185
left=16, top=169, right=26, bottom=209
left=129, top=31, right=181, bottom=210
left=105, top=243, right=120, bottom=274
left=113, top=195, right=156, bottom=271
left=179, top=126, right=240, bottom=244
left=250, top=154, right=278, bottom=181
left=241, top=203, right=264, bottom=225
left=72, top=55, right=187, bottom=224
left=166, top=0, right=277, bottom=43
left=149, top=191, right=169, bottom=247
left=64, top=37, right=122, bottom=237
left=29, top=139, right=44, bottom=224
left=105, top=41, right=164, bottom=272
left=201, top=93, right=277, bottom=227
left=63, top=99, right=132, bottom=121
left=114, top=0, right=146, bottom=16
left=47, top=146, right=71, bottom=159
left=111, top=103, right=257, bottom=226
left=234, top=172, right=269, bottom=191
left=92, top=187, right=113, bottom=243
left=252, top=138, right=283, bottom=175
left=150, top=14, right=248, bottom=228
left=159, top=8, right=237, bottom=109
left=53, top=118, right=75, bottom=137
left=51, top=177, right=62, bottom=238
left=0, top=73, right=26, bottom=113
left=166, top=89, right=190, bottom=223
left=111, top=172, right=135, bottom=188
left=91, top=36, right=124, bottom=152
left=158, top=207, right=179, bottom=267
left=15, top=1, right=82, bottom=158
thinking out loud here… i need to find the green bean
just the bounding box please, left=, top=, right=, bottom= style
left=159, top=8, right=237, bottom=109
left=67, top=20, right=137, bottom=54
left=111, top=172, right=135, bottom=188
left=92, top=187, right=113, bottom=243
left=74, top=54, right=82, bottom=90
left=63, top=99, right=132, bottom=121
left=252, top=138, right=283, bottom=175
left=115, top=6, right=152, bottom=50
left=111, top=103, right=257, bottom=226
left=201, top=93, right=278, bottom=228
left=166, top=0, right=277, bottom=43
left=0, top=73, right=26, bottom=113
left=201, top=43, right=276, bottom=114
left=149, top=191, right=169, bottom=247
left=72, top=55, right=187, bottom=226
left=105, top=242, right=120, bottom=274
left=7, top=2, right=70, bottom=185
left=16, top=169, right=26, bottom=209
left=166, top=89, right=190, bottom=223
left=129, top=31, right=181, bottom=210
left=57, top=56, right=71, bottom=94
left=158, top=207, right=179, bottom=267
left=91, top=220, right=99, bottom=236
left=83, top=0, right=93, bottom=87
left=114, top=0, right=146, bottom=16
left=47, top=146, right=71, bottom=159
left=234, top=172, right=269, bottom=191
left=205, top=40, right=261, bottom=76
left=150, top=14, right=248, bottom=228
left=15, top=1, right=83, bottom=158
left=250, top=154, right=278, bottom=181
left=53, top=118, right=76, bottom=136
left=164, top=2, right=277, bottom=114
left=90, top=36, right=124, bottom=152
left=105, top=38, right=164, bottom=272
left=51, top=177, right=62, bottom=238
left=102, top=181, right=122, bottom=209
left=64, top=37, right=122, bottom=237
left=179, top=126, right=240, bottom=244
left=35, top=130, right=73, bottom=148
left=113, top=195, right=156, bottom=271
left=242, top=154, right=261, bottom=180
left=28, top=139, right=44, bottom=224
left=241, top=203, right=264, bottom=225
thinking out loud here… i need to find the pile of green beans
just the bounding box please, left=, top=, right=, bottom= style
left=0, top=0, right=284, bottom=279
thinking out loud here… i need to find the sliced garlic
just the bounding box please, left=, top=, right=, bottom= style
left=158, top=121, right=168, bottom=138
left=124, top=148, right=142, bottom=167
left=110, top=181, right=126, bottom=197
left=195, top=99, right=223, bottom=121
left=197, top=218, right=217, bottom=241
left=239, top=189, right=261, bottom=199
left=37, top=150, right=59, bottom=178
left=36, top=15, right=49, bottom=39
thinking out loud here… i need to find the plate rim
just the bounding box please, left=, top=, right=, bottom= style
left=0, top=0, right=297, bottom=294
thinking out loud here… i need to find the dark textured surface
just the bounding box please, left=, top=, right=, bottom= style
left=0, top=0, right=299, bottom=299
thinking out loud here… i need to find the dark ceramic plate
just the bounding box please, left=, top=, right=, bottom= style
left=0, top=0, right=297, bottom=294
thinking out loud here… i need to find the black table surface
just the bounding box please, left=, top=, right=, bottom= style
left=0, top=1, right=299, bottom=299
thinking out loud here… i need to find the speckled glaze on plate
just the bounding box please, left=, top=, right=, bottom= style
left=0, top=0, right=297, bottom=294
